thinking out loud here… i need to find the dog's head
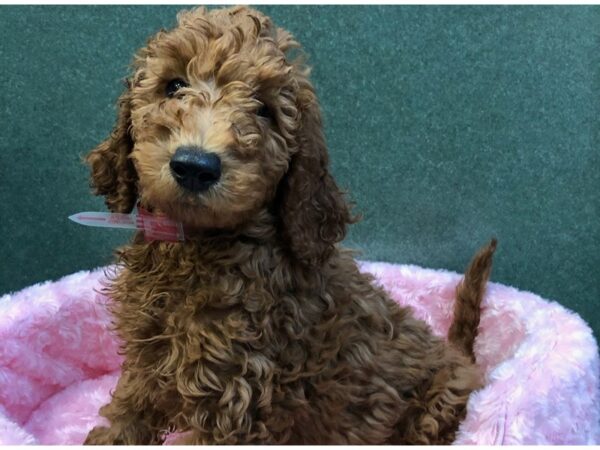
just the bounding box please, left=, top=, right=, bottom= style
left=87, top=6, right=353, bottom=265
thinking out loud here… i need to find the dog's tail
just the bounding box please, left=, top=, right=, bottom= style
left=448, top=238, right=497, bottom=362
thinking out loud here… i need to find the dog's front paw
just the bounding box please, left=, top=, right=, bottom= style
left=84, top=426, right=123, bottom=445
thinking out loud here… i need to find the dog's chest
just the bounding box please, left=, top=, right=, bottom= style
left=113, top=260, right=288, bottom=403
left=118, top=272, right=269, bottom=351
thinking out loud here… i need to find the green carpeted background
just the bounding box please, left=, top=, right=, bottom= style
left=1, top=6, right=598, bottom=339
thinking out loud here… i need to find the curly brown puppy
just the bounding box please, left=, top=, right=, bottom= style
left=83, top=6, right=496, bottom=445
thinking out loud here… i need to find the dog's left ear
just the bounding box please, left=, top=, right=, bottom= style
left=277, top=74, right=355, bottom=266
left=86, top=83, right=137, bottom=213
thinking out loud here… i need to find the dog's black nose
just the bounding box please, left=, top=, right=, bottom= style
left=169, top=146, right=221, bottom=192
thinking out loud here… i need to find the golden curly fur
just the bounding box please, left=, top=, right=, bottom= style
left=83, top=6, right=496, bottom=444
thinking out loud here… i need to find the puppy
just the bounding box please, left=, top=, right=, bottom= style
left=83, top=6, right=495, bottom=444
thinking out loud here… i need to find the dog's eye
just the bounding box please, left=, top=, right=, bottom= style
left=257, top=103, right=272, bottom=120
left=166, top=79, right=189, bottom=98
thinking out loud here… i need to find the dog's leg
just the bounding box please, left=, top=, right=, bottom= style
left=84, top=371, right=166, bottom=445
left=170, top=403, right=286, bottom=445
left=388, top=347, right=482, bottom=444
left=167, top=387, right=297, bottom=444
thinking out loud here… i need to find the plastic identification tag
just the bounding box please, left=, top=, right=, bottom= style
left=69, top=207, right=185, bottom=242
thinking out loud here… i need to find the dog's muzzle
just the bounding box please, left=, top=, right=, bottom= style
left=169, top=146, right=221, bottom=193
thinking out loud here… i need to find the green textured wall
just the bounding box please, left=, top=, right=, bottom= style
left=0, top=6, right=598, bottom=339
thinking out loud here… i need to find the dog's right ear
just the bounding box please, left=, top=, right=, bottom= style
left=276, top=72, right=356, bottom=267
left=86, top=84, right=137, bottom=213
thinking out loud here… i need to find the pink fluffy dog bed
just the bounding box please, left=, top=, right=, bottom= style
left=1, top=263, right=599, bottom=445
